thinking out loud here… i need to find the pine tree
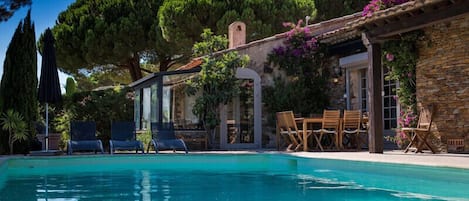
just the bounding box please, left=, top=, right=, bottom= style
left=0, top=10, right=38, bottom=154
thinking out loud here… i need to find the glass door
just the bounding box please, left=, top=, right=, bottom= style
left=226, top=79, right=255, bottom=145
left=383, top=68, right=399, bottom=148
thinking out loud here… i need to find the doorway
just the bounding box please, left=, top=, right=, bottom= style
left=220, top=68, right=262, bottom=149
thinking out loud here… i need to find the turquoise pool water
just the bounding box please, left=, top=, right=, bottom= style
left=0, top=154, right=468, bottom=201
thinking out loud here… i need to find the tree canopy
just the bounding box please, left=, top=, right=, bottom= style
left=314, top=0, right=369, bottom=22
left=49, top=0, right=317, bottom=85
left=159, top=0, right=317, bottom=47
left=0, top=0, right=31, bottom=22
left=49, top=0, right=178, bottom=81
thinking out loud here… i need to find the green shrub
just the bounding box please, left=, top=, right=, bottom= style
left=53, top=86, right=134, bottom=151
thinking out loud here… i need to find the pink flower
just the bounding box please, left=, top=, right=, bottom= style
left=296, top=19, right=304, bottom=28
left=303, top=26, right=311, bottom=35
left=386, top=53, right=394, bottom=61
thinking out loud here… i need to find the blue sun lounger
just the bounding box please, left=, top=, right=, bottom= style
left=68, top=121, right=104, bottom=155
left=148, top=122, right=188, bottom=154
left=109, top=121, right=144, bottom=154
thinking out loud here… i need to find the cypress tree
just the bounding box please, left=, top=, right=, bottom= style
left=0, top=10, right=38, bottom=154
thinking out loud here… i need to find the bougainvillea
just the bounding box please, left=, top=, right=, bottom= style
left=362, top=0, right=410, bottom=17
left=269, top=20, right=323, bottom=77
left=264, top=20, right=329, bottom=117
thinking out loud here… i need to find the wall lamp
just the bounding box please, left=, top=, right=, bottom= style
left=333, top=66, right=342, bottom=77
left=332, top=66, right=342, bottom=84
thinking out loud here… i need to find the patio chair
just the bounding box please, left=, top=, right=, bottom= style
left=312, top=110, right=341, bottom=151
left=276, top=111, right=310, bottom=151
left=68, top=121, right=104, bottom=155
left=403, top=104, right=436, bottom=153
left=342, top=110, right=362, bottom=150
left=148, top=122, right=188, bottom=154
left=109, top=121, right=144, bottom=154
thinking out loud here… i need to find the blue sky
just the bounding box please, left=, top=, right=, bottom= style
left=0, top=0, right=75, bottom=92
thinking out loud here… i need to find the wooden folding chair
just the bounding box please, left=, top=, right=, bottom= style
left=276, top=111, right=310, bottom=151
left=342, top=110, right=362, bottom=151
left=402, top=104, right=436, bottom=153
left=312, top=110, right=340, bottom=151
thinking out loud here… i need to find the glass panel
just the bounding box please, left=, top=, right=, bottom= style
left=150, top=83, right=158, bottom=123
left=360, top=69, right=368, bottom=112
left=384, top=98, right=389, bottom=107
left=391, top=97, right=396, bottom=106
left=161, top=72, right=200, bottom=129
left=384, top=109, right=389, bottom=118
left=142, top=87, right=151, bottom=130
left=391, top=120, right=397, bottom=128
left=162, top=86, right=171, bottom=123
left=384, top=86, right=390, bottom=96
left=227, top=79, right=255, bottom=144
left=134, top=90, right=141, bottom=130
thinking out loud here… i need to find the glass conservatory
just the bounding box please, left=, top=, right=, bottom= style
left=129, top=67, right=262, bottom=150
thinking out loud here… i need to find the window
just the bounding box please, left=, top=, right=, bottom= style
left=162, top=72, right=200, bottom=129
left=383, top=68, right=398, bottom=130
left=360, top=69, right=368, bottom=112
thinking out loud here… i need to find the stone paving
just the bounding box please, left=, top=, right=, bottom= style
left=188, top=150, right=469, bottom=169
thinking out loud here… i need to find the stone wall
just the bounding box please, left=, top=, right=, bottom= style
left=416, top=14, right=469, bottom=152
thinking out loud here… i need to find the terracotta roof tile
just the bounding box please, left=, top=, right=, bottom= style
left=176, top=58, right=203, bottom=70
left=319, top=0, right=460, bottom=44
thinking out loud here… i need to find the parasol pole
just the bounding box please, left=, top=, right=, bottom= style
left=45, top=102, right=49, bottom=152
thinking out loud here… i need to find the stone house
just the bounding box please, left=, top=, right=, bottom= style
left=130, top=0, right=468, bottom=152
left=325, top=0, right=468, bottom=153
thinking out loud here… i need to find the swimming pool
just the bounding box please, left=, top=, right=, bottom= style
left=0, top=154, right=468, bottom=200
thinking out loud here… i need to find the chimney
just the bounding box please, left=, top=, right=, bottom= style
left=228, top=21, right=246, bottom=49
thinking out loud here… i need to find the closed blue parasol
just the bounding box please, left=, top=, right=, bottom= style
left=38, top=28, right=62, bottom=152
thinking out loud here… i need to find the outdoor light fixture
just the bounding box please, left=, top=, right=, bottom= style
left=333, top=66, right=342, bottom=77
left=332, top=66, right=342, bottom=84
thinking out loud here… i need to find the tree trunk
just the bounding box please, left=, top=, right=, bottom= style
left=127, top=56, right=143, bottom=81
left=158, top=54, right=172, bottom=72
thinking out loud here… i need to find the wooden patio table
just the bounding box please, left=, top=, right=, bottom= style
left=297, top=117, right=344, bottom=151
left=301, top=117, right=323, bottom=151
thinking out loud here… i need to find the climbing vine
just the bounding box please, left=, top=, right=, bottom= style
left=382, top=30, right=424, bottom=147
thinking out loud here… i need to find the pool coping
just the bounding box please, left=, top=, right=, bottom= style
left=0, top=150, right=468, bottom=169
left=289, top=151, right=469, bottom=169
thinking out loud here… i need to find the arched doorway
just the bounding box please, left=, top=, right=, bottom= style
left=220, top=68, right=262, bottom=149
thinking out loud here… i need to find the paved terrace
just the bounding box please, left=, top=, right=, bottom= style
left=290, top=151, right=469, bottom=169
